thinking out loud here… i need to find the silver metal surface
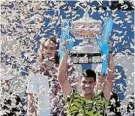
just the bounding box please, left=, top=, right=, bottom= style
left=70, top=11, right=102, bottom=64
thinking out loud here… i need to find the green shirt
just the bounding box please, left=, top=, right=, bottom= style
left=65, top=90, right=109, bottom=116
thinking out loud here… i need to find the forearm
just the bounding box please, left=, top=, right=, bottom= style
left=27, top=93, right=37, bottom=116
left=101, top=53, right=114, bottom=100
left=58, top=53, right=68, bottom=82
left=108, top=53, right=114, bottom=80
left=109, top=53, right=114, bottom=72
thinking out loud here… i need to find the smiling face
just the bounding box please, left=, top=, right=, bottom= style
left=81, top=76, right=96, bottom=96
left=42, top=39, right=57, bottom=59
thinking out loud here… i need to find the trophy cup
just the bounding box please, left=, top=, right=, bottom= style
left=70, top=10, right=102, bottom=64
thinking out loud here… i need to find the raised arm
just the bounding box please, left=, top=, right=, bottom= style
left=58, top=49, right=72, bottom=96
left=103, top=53, right=115, bottom=100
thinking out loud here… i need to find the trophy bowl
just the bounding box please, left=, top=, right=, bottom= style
left=72, top=18, right=102, bottom=39
left=70, top=17, right=103, bottom=64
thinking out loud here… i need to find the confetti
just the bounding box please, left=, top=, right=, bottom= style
left=0, top=1, right=134, bottom=116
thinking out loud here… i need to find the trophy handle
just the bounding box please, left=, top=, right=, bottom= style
left=97, top=17, right=113, bottom=76
left=59, top=19, right=74, bottom=60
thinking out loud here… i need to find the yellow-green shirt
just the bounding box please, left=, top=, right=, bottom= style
left=65, top=89, right=109, bottom=116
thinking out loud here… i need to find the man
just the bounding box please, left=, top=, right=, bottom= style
left=58, top=44, right=115, bottom=116
left=27, top=37, right=76, bottom=116
left=27, top=37, right=61, bottom=116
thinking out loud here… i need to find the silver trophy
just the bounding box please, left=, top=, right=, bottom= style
left=70, top=10, right=102, bottom=64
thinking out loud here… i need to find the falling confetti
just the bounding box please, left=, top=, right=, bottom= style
left=0, top=1, right=134, bottom=116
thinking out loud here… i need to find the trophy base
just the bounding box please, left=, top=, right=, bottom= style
left=70, top=53, right=101, bottom=64
left=70, top=51, right=112, bottom=64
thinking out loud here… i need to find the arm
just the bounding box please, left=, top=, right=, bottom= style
left=103, top=53, right=114, bottom=101
left=58, top=51, right=72, bottom=96
left=27, top=93, right=37, bottom=116
left=27, top=71, right=39, bottom=116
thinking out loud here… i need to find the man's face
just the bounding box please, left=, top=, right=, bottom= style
left=80, top=76, right=96, bottom=96
left=42, top=40, right=57, bottom=59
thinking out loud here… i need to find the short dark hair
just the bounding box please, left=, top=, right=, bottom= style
left=82, top=69, right=96, bottom=81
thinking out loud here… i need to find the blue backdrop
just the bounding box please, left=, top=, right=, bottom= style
left=35, top=1, right=134, bottom=101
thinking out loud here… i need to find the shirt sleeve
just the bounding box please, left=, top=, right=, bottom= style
left=26, top=74, right=39, bottom=94
left=64, top=89, right=78, bottom=106
left=64, top=89, right=81, bottom=116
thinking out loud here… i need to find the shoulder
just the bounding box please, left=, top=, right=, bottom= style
left=95, top=91, right=119, bottom=101
left=94, top=91, right=104, bottom=97
left=94, top=91, right=109, bottom=102
left=65, top=89, right=80, bottom=102
left=65, top=89, right=82, bottom=108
